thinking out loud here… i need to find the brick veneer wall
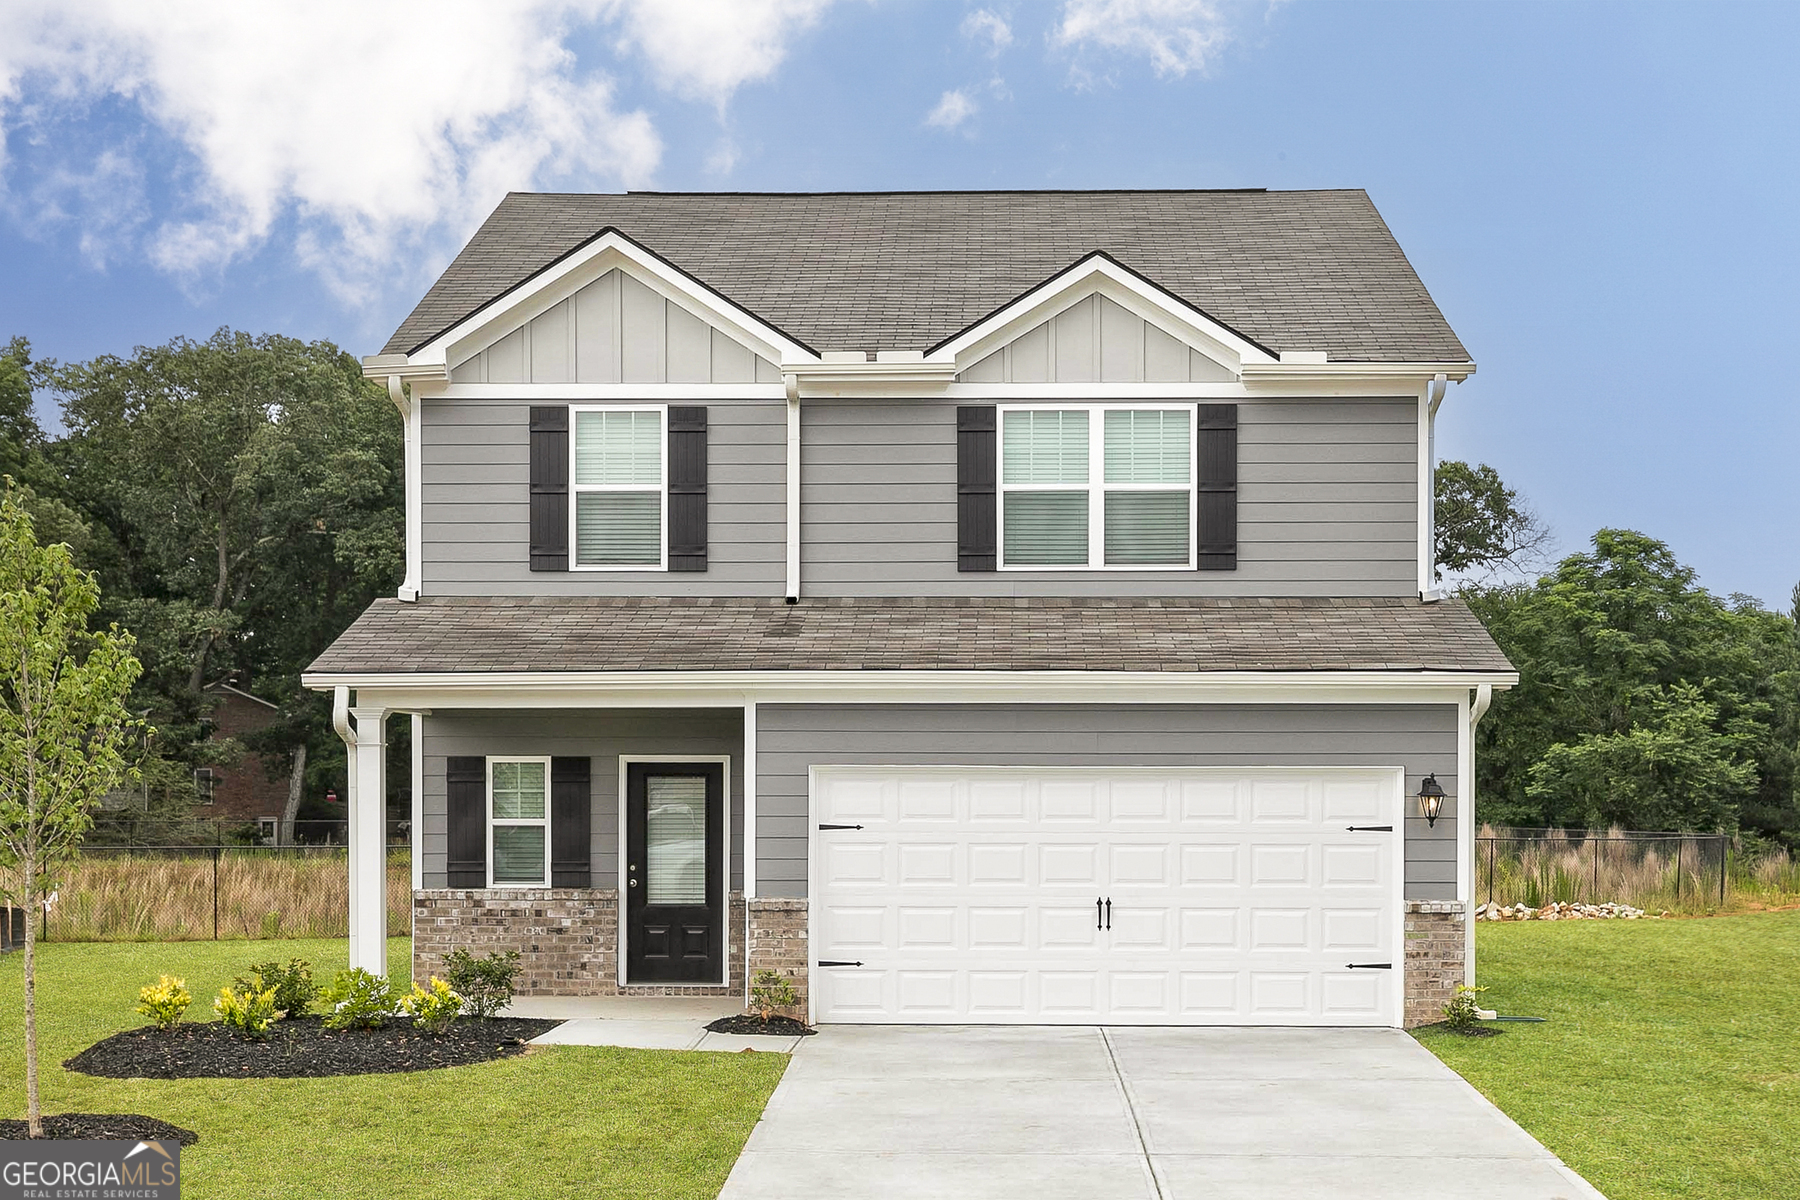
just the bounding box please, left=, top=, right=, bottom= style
left=413, top=889, right=745, bottom=998
left=746, top=898, right=809, bottom=1014
left=1404, top=900, right=1467, bottom=1028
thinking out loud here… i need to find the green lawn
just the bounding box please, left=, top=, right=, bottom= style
left=0, top=938, right=786, bottom=1199
left=1418, top=910, right=1800, bottom=1200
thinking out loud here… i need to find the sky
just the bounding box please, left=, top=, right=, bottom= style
left=1, top=0, right=1796, bottom=606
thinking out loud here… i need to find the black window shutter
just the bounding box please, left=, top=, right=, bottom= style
left=667, top=406, right=708, bottom=572
left=1196, top=403, right=1239, bottom=570
left=445, top=756, right=487, bottom=888
left=529, top=406, right=569, bottom=571
left=957, top=405, right=997, bottom=571
left=550, top=757, right=591, bottom=888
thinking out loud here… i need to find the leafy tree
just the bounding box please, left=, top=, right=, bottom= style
left=1434, top=460, right=1553, bottom=581
left=0, top=485, right=142, bottom=1136
left=1469, top=530, right=1799, bottom=836
left=49, top=330, right=402, bottom=833
left=1525, top=684, right=1757, bottom=831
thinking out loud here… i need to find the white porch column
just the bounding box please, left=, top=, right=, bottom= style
left=348, top=705, right=390, bottom=976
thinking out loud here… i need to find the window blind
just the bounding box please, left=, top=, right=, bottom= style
left=1002, top=409, right=1087, bottom=483
left=574, top=410, right=661, bottom=484
left=575, top=493, right=660, bottom=565
left=645, top=775, right=708, bottom=905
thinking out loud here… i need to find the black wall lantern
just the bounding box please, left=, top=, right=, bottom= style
left=1417, top=774, right=1446, bottom=827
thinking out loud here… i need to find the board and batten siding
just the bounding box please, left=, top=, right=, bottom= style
left=416, top=709, right=745, bottom=890
left=447, top=268, right=782, bottom=386
left=754, top=703, right=1460, bottom=901
left=420, top=394, right=786, bottom=595
left=957, top=293, right=1240, bottom=384
left=801, top=396, right=1418, bottom=597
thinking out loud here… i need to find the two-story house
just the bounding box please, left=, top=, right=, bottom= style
left=304, top=189, right=1515, bottom=1029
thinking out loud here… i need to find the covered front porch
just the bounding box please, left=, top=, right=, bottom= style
left=328, top=692, right=801, bottom=1005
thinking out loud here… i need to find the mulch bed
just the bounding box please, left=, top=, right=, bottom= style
left=1423, top=1022, right=1504, bottom=1038
left=64, top=1016, right=562, bottom=1080
left=0, top=1113, right=199, bottom=1144
left=705, top=1013, right=816, bottom=1037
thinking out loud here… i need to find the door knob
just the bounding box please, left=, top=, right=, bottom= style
left=629, top=878, right=638, bottom=888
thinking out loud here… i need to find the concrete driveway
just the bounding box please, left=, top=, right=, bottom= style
left=718, top=1026, right=1605, bottom=1200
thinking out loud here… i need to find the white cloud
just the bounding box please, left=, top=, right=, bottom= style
left=961, top=9, right=1014, bottom=56
left=1054, top=0, right=1244, bottom=78
left=0, top=0, right=831, bottom=305
left=925, top=89, right=978, bottom=131
left=615, top=0, right=834, bottom=108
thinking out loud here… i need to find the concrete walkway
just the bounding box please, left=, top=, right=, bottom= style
left=719, top=1026, right=1606, bottom=1200
left=507, top=995, right=804, bottom=1053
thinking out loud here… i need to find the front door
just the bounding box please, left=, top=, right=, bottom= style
left=625, top=762, right=724, bottom=984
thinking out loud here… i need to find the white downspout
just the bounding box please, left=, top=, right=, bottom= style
left=784, top=373, right=801, bottom=602
left=388, top=375, right=422, bottom=602
left=1464, top=682, right=1493, bottom=984
left=1422, top=372, right=1447, bottom=601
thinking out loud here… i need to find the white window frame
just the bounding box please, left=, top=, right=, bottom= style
left=193, top=767, right=217, bottom=805
left=567, top=403, right=668, bottom=572
left=996, top=402, right=1197, bottom=571
left=487, top=755, right=552, bottom=889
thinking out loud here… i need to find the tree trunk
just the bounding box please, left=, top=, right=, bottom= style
left=280, top=742, right=307, bottom=846
left=23, top=846, right=40, bottom=1138
left=187, top=516, right=233, bottom=696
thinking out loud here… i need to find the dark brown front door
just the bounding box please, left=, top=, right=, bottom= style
left=625, top=762, right=724, bottom=984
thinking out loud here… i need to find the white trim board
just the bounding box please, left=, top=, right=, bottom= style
left=309, top=671, right=1518, bottom=714
left=615, top=754, right=733, bottom=990
left=409, top=230, right=818, bottom=375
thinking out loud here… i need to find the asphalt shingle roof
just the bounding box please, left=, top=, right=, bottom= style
left=305, top=596, right=1512, bottom=677
left=383, top=190, right=1470, bottom=364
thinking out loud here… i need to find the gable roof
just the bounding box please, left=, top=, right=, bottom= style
left=304, top=595, right=1514, bottom=678
left=383, top=190, right=1470, bottom=365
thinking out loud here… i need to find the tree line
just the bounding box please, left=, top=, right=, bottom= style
left=2, top=330, right=401, bottom=839
left=1436, top=464, right=1799, bottom=845
left=4, top=329, right=1795, bottom=844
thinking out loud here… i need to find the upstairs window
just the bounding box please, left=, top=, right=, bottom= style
left=571, top=406, right=665, bottom=569
left=193, top=768, right=217, bottom=805
left=999, top=405, right=1194, bottom=569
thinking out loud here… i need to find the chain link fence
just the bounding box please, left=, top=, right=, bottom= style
left=35, top=824, right=413, bottom=942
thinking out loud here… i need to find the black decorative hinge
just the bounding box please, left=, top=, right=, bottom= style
left=818, top=824, right=864, bottom=831
left=1346, top=825, right=1394, bottom=832
left=1345, top=962, right=1393, bottom=970
left=817, top=960, right=863, bottom=967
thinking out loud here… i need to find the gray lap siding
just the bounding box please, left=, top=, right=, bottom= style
left=800, top=396, right=1419, bottom=597
left=417, top=393, right=1419, bottom=599
left=416, top=708, right=745, bottom=890
left=753, top=702, right=1460, bottom=901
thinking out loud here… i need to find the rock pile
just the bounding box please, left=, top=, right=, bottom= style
left=1476, top=901, right=1656, bottom=921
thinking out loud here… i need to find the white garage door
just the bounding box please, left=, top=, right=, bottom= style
left=811, top=767, right=1403, bottom=1026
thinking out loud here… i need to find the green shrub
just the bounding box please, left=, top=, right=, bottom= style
left=137, top=975, right=192, bottom=1030
left=318, top=968, right=397, bottom=1029
left=235, top=958, right=316, bottom=1018
left=1442, top=984, right=1488, bottom=1033
left=214, top=984, right=278, bottom=1040
left=399, top=977, right=464, bottom=1035
left=750, top=969, right=799, bottom=1021
left=442, top=948, right=521, bottom=1018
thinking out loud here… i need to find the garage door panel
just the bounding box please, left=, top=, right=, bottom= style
left=897, top=842, right=957, bottom=886
left=812, top=767, right=1400, bottom=1026
left=1039, top=842, right=1102, bottom=886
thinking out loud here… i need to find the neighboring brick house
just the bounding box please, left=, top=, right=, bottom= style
left=305, top=189, right=1517, bottom=1028
left=198, top=679, right=288, bottom=838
